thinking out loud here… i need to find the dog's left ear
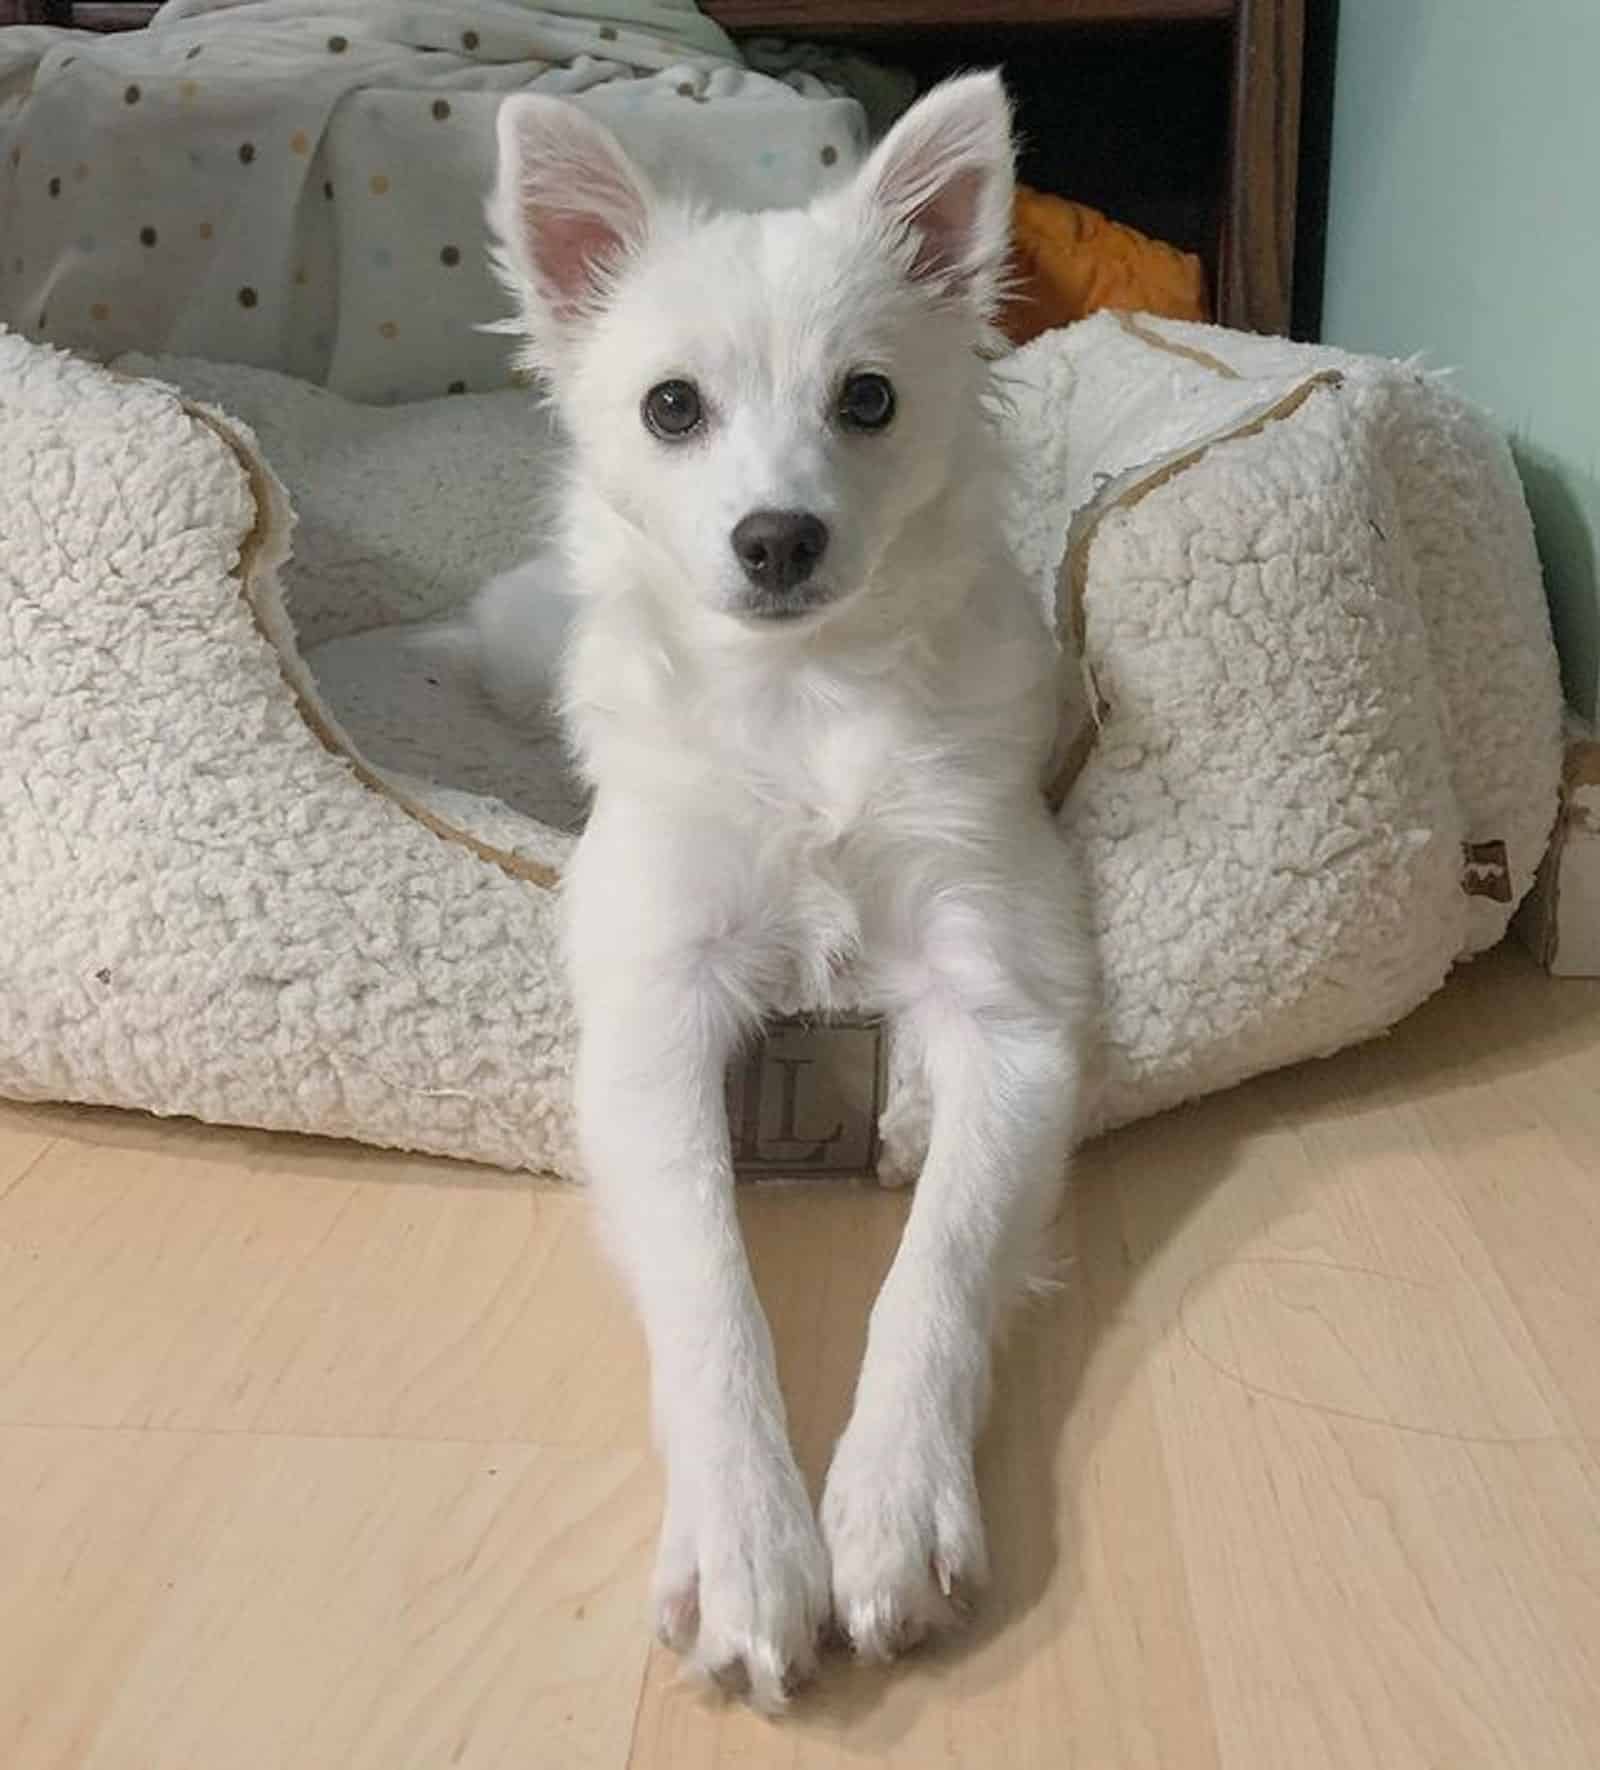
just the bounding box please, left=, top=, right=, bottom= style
left=488, top=95, right=654, bottom=365
left=848, top=71, right=1015, bottom=319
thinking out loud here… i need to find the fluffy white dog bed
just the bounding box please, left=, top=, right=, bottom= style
left=0, top=313, right=1561, bottom=1175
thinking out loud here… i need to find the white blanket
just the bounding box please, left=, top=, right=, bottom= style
left=0, top=0, right=868, bottom=402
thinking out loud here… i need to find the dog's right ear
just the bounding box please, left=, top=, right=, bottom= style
left=488, top=96, right=653, bottom=361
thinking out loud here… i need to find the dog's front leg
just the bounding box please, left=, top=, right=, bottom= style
left=574, top=968, right=829, bottom=1709
left=822, top=873, right=1088, bottom=1660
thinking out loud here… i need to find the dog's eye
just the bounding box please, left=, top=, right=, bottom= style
left=642, top=379, right=703, bottom=440
left=838, top=372, right=896, bottom=433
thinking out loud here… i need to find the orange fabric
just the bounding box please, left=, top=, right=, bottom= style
left=1003, top=185, right=1210, bottom=346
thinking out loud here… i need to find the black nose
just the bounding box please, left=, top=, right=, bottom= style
left=731, top=510, right=829, bottom=592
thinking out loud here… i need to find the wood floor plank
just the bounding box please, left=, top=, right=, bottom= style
left=2, top=944, right=1598, bottom=1767
left=0, top=1426, right=657, bottom=1770
left=0, top=1129, right=645, bottom=1448
left=0, top=1113, right=54, bottom=1198
left=1113, top=952, right=1600, bottom=1770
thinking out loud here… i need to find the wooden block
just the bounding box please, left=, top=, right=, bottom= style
left=728, top=1018, right=886, bottom=1179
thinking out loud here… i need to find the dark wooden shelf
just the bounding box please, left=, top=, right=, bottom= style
left=54, top=3, right=154, bottom=25
left=704, top=0, right=1234, bottom=29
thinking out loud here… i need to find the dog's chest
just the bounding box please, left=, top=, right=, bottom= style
left=660, top=656, right=957, bottom=1015
left=768, top=713, right=884, bottom=837
left=759, top=831, right=872, bottom=1020
left=741, top=722, right=910, bottom=1019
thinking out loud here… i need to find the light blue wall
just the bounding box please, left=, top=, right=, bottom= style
left=1320, top=0, right=1600, bottom=717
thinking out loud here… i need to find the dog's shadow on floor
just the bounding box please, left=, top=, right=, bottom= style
left=747, top=945, right=1600, bottom=1744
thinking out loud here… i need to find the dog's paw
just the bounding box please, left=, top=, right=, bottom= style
left=875, top=1081, right=929, bottom=1190
left=873, top=1133, right=923, bottom=1190
left=820, top=1424, right=988, bottom=1661
left=651, top=1467, right=831, bottom=1713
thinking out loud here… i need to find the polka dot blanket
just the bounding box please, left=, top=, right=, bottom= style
left=0, top=0, right=870, bottom=404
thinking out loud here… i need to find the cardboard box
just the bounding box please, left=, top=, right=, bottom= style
left=1515, top=716, right=1600, bottom=977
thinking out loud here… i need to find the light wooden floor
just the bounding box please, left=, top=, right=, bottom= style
left=4, top=942, right=1600, bottom=1769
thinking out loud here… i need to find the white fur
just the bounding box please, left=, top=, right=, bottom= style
left=465, top=557, right=577, bottom=726
left=486, top=72, right=1094, bottom=1709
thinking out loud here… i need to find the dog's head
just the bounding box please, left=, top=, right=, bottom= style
left=488, top=74, right=1014, bottom=630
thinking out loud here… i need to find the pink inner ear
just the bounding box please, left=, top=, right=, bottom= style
left=904, top=166, right=985, bottom=288
left=529, top=205, right=627, bottom=320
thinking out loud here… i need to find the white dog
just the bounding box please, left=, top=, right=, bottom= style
left=484, top=71, right=1094, bottom=1710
